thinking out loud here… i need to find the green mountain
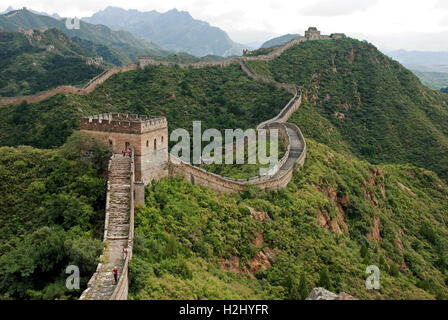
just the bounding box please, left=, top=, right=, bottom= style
left=0, top=8, right=171, bottom=64
left=83, top=6, right=245, bottom=57
left=130, top=139, right=448, bottom=300
left=0, top=29, right=103, bottom=97
left=247, top=38, right=448, bottom=182
left=0, top=64, right=291, bottom=148
left=260, top=33, right=301, bottom=49
left=1, top=35, right=448, bottom=300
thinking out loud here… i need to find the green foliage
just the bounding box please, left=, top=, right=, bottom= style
left=412, top=71, right=448, bottom=90
left=317, top=268, right=331, bottom=290
left=0, top=144, right=106, bottom=299
left=60, top=131, right=111, bottom=169
left=0, top=9, right=171, bottom=65
left=130, top=139, right=448, bottom=300
left=0, top=64, right=291, bottom=149
left=0, top=30, right=103, bottom=97
left=263, top=38, right=448, bottom=182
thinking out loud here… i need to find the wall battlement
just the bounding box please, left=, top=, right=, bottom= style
left=81, top=113, right=167, bottom=134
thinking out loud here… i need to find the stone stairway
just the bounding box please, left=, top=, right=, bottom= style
left=81, top=154, right=131, bottom=300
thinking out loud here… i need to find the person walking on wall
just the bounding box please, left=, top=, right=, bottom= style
left=128, top=148, right=132, bottom=158
left=113, top=267, right=118, bottom=284
left=122, top=246, right=128, bottom=260
left=122, top=149, right=126, bottom=157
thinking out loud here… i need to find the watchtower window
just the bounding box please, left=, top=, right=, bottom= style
left=154, top=139, right=157, bottom=150
left=146, top=140, right=149, bottom=148
left=109, top=140, right=113, bottom=148
left=161, top=136, right=164, bottom=143
left=125, top=142, right=130, bottom=150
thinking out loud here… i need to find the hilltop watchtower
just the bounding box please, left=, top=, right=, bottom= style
left=305, top=27, right=321, bottom=40
left=80, top=113, right=169, bottom=183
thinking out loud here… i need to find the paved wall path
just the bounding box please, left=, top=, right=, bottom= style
left=80, top=155, right=132, bottom=300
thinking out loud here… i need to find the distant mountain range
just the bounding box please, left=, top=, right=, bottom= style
left=384, top=49, right=448, bottom=90
left=384, top=49, right=448, bottom=66
left=2, top=6, right=61, bottom=19
left=0, top=8, right=171, bottom=65
left=82, top=6, right=245, bottom=57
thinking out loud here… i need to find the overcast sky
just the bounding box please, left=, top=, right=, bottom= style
left=2, top=0, right=448, bottom=51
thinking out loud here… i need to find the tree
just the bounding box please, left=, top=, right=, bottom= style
left=317, top=268, right=331, bottom=290
left=298, top=272, right=310, bottom=300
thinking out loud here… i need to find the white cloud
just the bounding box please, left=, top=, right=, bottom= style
left=301, top=0, right=379, bottom=17
left=435, top=0, right=448, bottom=10
left=441, top=15, right=448, bottom=26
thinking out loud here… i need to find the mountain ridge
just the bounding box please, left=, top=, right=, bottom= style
left=0, top=8, right=171, bottom=64
left=83, top=6, right=245, bottom=57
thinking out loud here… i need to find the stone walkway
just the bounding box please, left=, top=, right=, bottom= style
left=273, top=125, right=304, bottom=179
left=81, top=154, right=131, bottom=300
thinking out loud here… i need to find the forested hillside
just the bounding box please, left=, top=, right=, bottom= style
left=248, top=38, right=448, bottom=182
left=0, top=64, right=291, bottom=148
left=1, top=34, right=448, bottom=300
left=0, top=9, right=171, bottom=64
left=0, top=135, right=109, bottom=299
left=130, top=139, right=448, bottom=300
left=0, top=30, right=103, bottom=97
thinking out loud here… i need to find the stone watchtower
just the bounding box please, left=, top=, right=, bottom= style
left=305, top=27, right=321, bottom=40
left=80, top=113, right=169, bottom=183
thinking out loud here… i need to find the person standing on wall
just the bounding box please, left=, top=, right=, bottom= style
left=113, top=267, right=118, bottom=284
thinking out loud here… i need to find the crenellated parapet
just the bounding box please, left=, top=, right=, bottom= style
left=81, top=113, right=167, bottom=134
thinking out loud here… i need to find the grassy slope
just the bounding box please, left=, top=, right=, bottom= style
left=256, top=38, right=448, bottom=182
left=0, top=64, right=291, bottom=148
left=130, top=139, right=448, bottom=300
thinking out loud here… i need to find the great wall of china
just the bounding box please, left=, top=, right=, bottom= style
left=0, top=27, right=344, bottom=299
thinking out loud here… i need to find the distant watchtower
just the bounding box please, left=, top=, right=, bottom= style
left=80, top=113, right=168, bottom=183
left=305, top=27, right=321, bottom=40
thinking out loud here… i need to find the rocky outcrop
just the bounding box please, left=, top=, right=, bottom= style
left=306, top=288, right=357, bottom=300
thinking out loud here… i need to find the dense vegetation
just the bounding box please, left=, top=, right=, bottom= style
left=0, top=64, right=291, bottom=148
left=2, top=33, right=448, bottom=300
left=248, top=38, right=448, bottom=182
left=200, top=138, right=285, bottom=179
left=0, top=30, right=103, bottom=97
left=130, top=139, right=448, bottom=300
left=0, top=134, right=110, bottom=299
